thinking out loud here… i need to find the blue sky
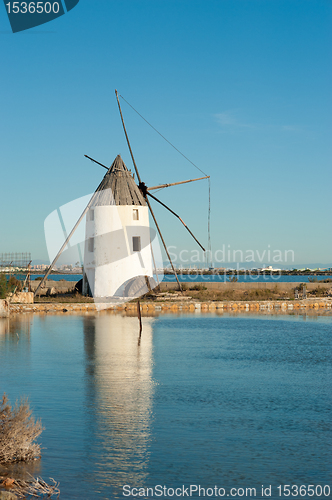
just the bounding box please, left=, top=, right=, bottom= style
left=1, top=0, right=331, bottom=267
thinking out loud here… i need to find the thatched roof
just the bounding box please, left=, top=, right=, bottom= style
left=92, top=155, right=146, bottom=206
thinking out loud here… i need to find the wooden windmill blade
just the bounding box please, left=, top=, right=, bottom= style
left=84, top=155, right=108, bottom=169
left=146, top=191, right=205, bottom=251
left=147, top=175, right=209, bottom=191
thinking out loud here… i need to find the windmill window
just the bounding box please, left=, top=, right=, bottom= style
left=89, top=209, right=94, bottom=221
left=88, top=237, right=94, bottom=252
left=132, top=236, right=141, bottom=252
left=133, top=209, right=139, bottom=220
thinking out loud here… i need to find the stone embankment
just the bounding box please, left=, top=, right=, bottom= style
left=9, top=298, right=332, bottom=316
left=5, top=280, right=332, bottom=316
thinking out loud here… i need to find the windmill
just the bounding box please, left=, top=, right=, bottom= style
left=35, top=90, right=210, bottom=301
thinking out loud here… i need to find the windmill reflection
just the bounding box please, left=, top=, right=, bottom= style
left=83, top=314, right=155, bottom=495
left=0, top=317, right=9, bottom=336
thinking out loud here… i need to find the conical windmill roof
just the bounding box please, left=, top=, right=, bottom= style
left=92, top=155, right=146, bottom=206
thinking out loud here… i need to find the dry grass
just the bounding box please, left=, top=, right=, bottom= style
left=0, top=474, right=60, bottom=499
left=152, top=285, right=293, bottom=302
left=35, top=292, right=94, bottom=304
left=0, top=394, right=43, bottom=464
left=0, top=396, right=61, bottom=498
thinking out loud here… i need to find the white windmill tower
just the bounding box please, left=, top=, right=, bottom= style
left=35, top=90, right=210, bottom=302
left=82, top=154, right=155, bottom=300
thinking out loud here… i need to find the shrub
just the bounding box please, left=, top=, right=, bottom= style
left=7, top=276, right=23, bottom=293
left=309, top=286, right=327, bottom=297
left=189, top=284, right=207, bottom=291
left=0, top=275, right=23, bottom=298
left=0, top=274, right=7, bottom=299
left=0, top=394, right=43, bottom=464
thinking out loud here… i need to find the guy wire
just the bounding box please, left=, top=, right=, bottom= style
left=119, top=93, right=208, bottom=177
left=118, top=92, right=212, bottom=265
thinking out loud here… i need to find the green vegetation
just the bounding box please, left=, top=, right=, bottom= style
left=228, top=275, right=238, bottom=282
left=0, top=274, right=7, bottom=299
left=0, top=274, right=23, bottom=299
left=189, top=284, right=207, bottom=291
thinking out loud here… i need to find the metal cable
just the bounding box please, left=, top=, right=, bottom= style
left=119, top=93, right=208, bottom=176
left=118, top=92, right=212, bottom=266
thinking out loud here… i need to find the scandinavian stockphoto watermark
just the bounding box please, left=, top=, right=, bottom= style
left=166, top=244, right=295, bottom=281
left=43, top=190, right=163, bottom=305
left=168, top=245, right=295, bottom=266
left=3, top=0, right=79, bottom=33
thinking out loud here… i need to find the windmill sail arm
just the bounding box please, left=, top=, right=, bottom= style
left=84, top=155, right=108, bottom=169
left=147, top=175, right=210, bottom=191
left=146, top=191, right=205, bottom=252
left=145, top=195, right=182, bottom=291
left=115, top=89, right=143, bottom=184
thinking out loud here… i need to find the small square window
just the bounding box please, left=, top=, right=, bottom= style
left=133, top=209, right=139, bottom=220
left=88, top=237, right=94, bottom=252
left=132, top=236, right=141, bottom=252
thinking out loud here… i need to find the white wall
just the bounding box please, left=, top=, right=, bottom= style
left=83, top=204, right=154, bottom=298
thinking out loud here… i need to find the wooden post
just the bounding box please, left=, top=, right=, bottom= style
left=137, top=299, right=142, bottom=345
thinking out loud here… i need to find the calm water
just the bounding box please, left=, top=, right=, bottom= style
left=0, top=313, right=331, bottom=499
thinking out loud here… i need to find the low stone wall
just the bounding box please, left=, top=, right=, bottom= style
left=129, top=299, right=332, bottom=314
left=10, top=303, right=96, bottom=314
left=0, top=299, right=9, bottom=317
left=9, top=298, right=332, bottom=316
